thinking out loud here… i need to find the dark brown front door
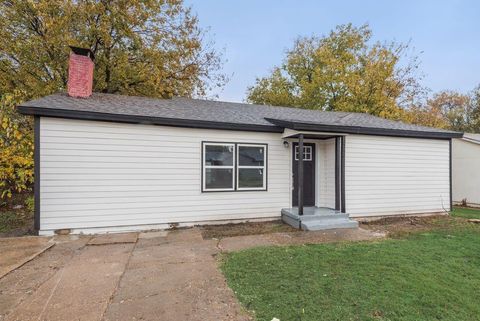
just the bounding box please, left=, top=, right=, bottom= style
left=292, top=142, right=315, bottom=206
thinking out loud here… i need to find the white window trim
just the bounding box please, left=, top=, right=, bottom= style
left=294, top=145, right=313, bottom=161
left=236, top=144, right=267, bottom=191
left=202, top=142, right=235, bottom=192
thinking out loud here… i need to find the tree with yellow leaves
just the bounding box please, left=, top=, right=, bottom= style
left=247, top=24, right=426, bottom=121
left=0, top=0, right=225, bottom=201
left=405, top=87, right=480, bottom=132
left=0, top=92, right=33, bottom=200
left=0, top=0, right=225, bottom=100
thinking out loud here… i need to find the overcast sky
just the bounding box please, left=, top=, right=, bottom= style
left=185, top=0, right=480, bottom=102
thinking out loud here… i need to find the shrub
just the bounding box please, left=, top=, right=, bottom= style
left=0, top=92, right=34, bottom=201
left=25, top=195, right=35, bottom=213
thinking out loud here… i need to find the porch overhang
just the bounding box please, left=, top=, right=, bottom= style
left=266, top=117, right=463, bottom=139
left=281, top=128, right=348, bottom=140
left=286, top=130, right=346, bottom=220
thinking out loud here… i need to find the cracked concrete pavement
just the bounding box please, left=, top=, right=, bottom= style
left=0, top=229, right=251, bottom=321
left=0, top=237, right=54, bottom=279
left=0, top=227, right=382, bottom=321
left=103, top=229, right=250, bottom=321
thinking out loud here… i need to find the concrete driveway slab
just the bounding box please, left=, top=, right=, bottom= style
left=0, top=237, right=89, bottom=321
left=0, top=237, right=54, bottom=279
left=131, top=240, right=218, bottom=266
left=104, top=261, right=250, bottom=321
left=103, top=228, right=251, bottom=321
left=87, top=233, right=138, bottom=245
left=5, top=243, right=134, bottom=321
left=138, top=230, right=168, bottom=239
left=1, top=225, right=383, bottom=321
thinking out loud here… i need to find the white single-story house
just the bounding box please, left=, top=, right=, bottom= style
left=452, top=133, right=480, bottom=207
left=18, top=47, right=463, bottom=235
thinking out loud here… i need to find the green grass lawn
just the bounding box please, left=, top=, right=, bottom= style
left=0, top=200, right=33, bottom=237
left=0, top=209, right=31, bottom=234
left=222, top=225, right=480, bottom=321
left=451, top=206, right=480, bottom=219
left=0, top=210, right=19, bottom=233
left=0, top=194, right=34, bottom=236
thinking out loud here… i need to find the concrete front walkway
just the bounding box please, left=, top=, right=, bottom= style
left=103, top=229, right=250, bottom=321
left=0, top=229, right=251, bottom=321
left=0, top=227, right=383, bottom=321
left=217, top=227, right=384, bottom=252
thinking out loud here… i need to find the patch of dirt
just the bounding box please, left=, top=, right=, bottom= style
left=200, top=220, right=297, bottom=239
left=217, top=228, right=385, bottom=252
left=360, top=214, right=464, bottom=237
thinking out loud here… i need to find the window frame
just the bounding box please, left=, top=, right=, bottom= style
left=294, top=145, right=313, bottom=161
left=201, top=141, right=268, bottom=192
left=236, top=143, right=268, bottom=191
left=202, top=142, right=236, bottom=192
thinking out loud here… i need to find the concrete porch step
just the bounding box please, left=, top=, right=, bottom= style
left=281, top=208, right=349, bottom=221
left=301, top=219, right=359, bottom=231
left=281, top=207, right=359, bottom=231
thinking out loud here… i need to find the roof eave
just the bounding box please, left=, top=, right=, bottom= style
left=16, top=105, right=463, bottom=139
left=17, top=105, right=284, bottom=133
left=462, top=137, right=480, bottom=145
left=265, top=118, right=463, bottom=140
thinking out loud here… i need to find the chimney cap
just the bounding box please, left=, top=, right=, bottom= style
left=69, top=46, right=95, bottom=61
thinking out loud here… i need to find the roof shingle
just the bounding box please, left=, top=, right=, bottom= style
left=18, top=92, right=462, bottom=138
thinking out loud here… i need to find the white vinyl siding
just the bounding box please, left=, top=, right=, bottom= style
left=39, top=117, right=290, bottom=234
left=345, top=135, right=450, bottom=217
left=452, top=139, right=480, bottom=207
left=38, top=116, right=452, bottom=233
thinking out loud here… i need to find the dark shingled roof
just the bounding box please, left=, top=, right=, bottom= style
left=18, top=92, right=462, bottom=139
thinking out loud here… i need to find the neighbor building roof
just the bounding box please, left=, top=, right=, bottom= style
left=462, top=133, right=480, bottom=144
left=17, top=92, right=462, bottom=139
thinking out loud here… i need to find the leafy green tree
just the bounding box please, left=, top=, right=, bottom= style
left=0, top=0, right=225, bottom=100
left=246, top=24, right=425, bottom=120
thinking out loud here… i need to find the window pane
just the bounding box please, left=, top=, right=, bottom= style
left=239, top=146, right=265, bottom=166
left=205, top=145, right=233, bottom=166
left=295, top=146, right=312, bottom=161
left=205, top=168, right=233, bottom=189
left=238, top=168, right=264, bottom=188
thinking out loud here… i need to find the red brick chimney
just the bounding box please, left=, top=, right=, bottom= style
left=67, top=46, right=94, bottom=98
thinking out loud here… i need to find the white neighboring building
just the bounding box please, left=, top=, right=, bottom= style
left=452, top=133, right=480, bottom=207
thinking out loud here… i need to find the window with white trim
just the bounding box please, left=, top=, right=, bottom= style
left=237, top=144, right=267, bottom=190
left=203, top=143, right=235, bottom=191
left=294, top=145, right=313, bottom=161
left=202, top=142, right=267, bottom=192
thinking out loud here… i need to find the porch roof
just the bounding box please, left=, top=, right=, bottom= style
left=281, top=128, right=346, bottom=140
left=266, top=118, right=462, bottom=139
